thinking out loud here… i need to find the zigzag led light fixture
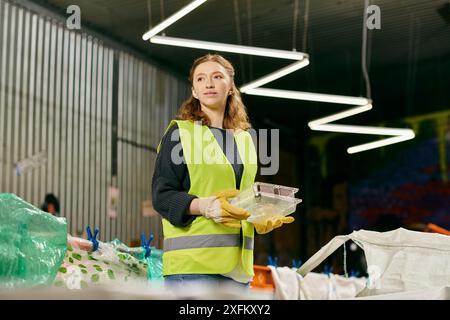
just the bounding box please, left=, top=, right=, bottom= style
left=142, top=0, right=415, bottom=153
left=307, top=104, right=415, bottom=154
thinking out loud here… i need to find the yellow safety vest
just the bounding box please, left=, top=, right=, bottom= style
left=157, top=120, right=258, bottom=276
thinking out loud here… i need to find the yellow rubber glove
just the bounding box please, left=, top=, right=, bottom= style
left=212, top=189, right=240, bottom=199
left=253, top=215, right=295, bottom=234
left=198, top=189, right=250, bottom=228
left=217, top=217, right=242, bottom=229
left=214, top=189, right=250, bottom=219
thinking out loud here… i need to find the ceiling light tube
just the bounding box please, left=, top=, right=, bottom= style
left=244, top=87, right=369, bottom=106
left=309, top=124, right=415, bottom=136
left=347, top=131, right=415, bottom=154
left=142, top=0, right=208, bottom=40
left=239, top=60, right=310, bottom=92
left=150, top=36, right=307, bottom=61
left=308, top=104, right=372, bottom=127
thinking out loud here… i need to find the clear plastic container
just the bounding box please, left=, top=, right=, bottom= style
left=230, top=182, right=302, bottom=223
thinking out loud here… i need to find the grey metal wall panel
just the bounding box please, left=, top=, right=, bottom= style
left=18, top=11, right=30, bottom=198
left=14, top=7, right=22, bottom=198
left=46, top=15, right=56, bottom=208
left=66, top=29, right=74, bottom=233
left=27, top=12, right=36, bottom=203
left=0, top=0, right=188, bottom=246
left=5, top=4, right=15, bottom=199
left=72, top=33, right=81, bottom=237
left=0, top=1, right=6, bottom=192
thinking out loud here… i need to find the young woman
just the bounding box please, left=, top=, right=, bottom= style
left=151, top=54, right=293, bottom=288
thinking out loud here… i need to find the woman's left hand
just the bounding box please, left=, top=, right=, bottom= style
left=198, top=189, right=250, bottom=228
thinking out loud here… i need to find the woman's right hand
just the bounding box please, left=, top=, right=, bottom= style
left=197, top=189, right=250, bottom=228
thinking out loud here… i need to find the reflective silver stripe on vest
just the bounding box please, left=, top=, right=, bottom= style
left=164, top=234, right=241, bottom=252
left=244, top=236, right=254, bottom=250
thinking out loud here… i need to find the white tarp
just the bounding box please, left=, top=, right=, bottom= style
left=269, top=266, right=366, bottom=300
left=297, top=228, right=450, bottom=297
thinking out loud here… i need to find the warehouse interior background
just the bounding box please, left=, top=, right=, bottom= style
left=0, top=0, right=449, bottom=276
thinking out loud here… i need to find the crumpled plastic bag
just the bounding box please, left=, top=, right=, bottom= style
left=147, top=247, right=163, bottom=281
left=53, top=237, right=147, bottom=289
left=108, top=239, right=163, bottom=282
left=0, top=193, right=67, bottom=289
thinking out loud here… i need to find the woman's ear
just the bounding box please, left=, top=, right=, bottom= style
left=192, top=88, right=198, bottom=99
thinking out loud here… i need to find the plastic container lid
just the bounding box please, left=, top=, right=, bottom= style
left=230, top=182, right=302, bottom=223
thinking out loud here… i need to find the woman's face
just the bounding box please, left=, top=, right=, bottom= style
left=192, top=61, right=232, bottom=110
left=47, top=203, right=56, bottom=214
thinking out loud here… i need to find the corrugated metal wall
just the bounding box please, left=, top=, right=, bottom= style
left=0, top=0, right=189, bottom=247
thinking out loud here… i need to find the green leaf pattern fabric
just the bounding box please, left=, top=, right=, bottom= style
left=53, top=242, right=148, bottom=289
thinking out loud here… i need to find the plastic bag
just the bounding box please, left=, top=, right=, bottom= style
left=53, top=237, right=148, bottom=289
left=146, top=247, right=163, bottom=281
left=108, top=239, right=163, bottom=281
left=53, top=237, right=163, bottom=289
left=0, top=193, right=67, bottom=289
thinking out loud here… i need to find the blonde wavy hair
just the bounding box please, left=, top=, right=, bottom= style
left=177, top=54, right=252, bottom=130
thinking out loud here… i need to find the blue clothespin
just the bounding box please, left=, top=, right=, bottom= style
left=140, top=232, right=153, bottom=258
left=323, top=264, right=333, bottom=277
left=86, top=226, right=99, bottom=252
left=292, top=259, right=302, bottom=268
left=350, top=270, right=360, bottom=278
left=268, top=256, right=278, bottom=267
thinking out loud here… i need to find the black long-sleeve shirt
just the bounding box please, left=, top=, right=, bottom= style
left=151, top=123, right=243, bottom=227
